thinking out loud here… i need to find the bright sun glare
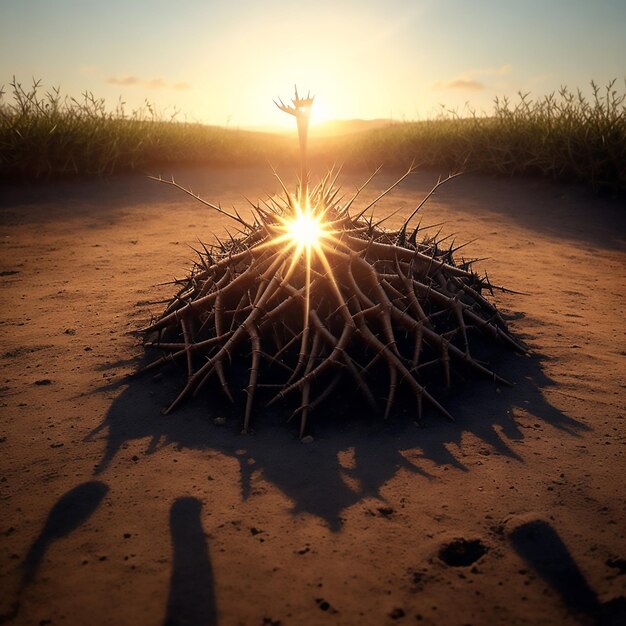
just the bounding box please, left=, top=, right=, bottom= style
left=287, top=212, right=324, bottom=247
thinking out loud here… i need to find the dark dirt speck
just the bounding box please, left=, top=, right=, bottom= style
left=606, top=557, right=626, bottom=575
left=439, top=538, right=487, bottom=567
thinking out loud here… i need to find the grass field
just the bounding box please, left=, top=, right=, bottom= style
left=0, top=78, right=295, bottom=178
left=1, top=77, right=625, bottom=191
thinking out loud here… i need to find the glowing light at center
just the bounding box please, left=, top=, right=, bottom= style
left=287, top=212, right=324, bottom=247
left=271, top=196, right=334, bottom=260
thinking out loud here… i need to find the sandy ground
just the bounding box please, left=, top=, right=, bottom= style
left=0, top=166, right=624, bottom=626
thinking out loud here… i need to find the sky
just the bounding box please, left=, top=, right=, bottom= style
left=1, top=0, right=624, bottom=128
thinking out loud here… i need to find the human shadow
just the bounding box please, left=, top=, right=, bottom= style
left=87, top=338, right=587, bottom=532
left=164, top=497, right=217, bottom=626
left=508, top=518, right=626, bottom=625
left=22, top=481, right=109, bottom=585
left=0, top=481, right=109, bottom=625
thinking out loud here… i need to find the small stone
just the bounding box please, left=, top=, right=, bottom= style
left=214, top=416, right=226, bottom=426
left=35, top=379, right=52, bottom=386
left=301, top=435, right=314, bottom=444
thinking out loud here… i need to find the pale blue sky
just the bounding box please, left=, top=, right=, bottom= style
left=1, top=0, right=624, bottom=126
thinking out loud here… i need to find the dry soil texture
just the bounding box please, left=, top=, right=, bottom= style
left=1, top=167, right=625, bottom=626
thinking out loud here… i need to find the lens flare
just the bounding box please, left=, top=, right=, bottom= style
left=287, top=212, right=323, bottom=247
left=270, top=194, right=335, bottom=260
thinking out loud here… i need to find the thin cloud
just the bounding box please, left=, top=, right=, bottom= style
left=443, top=79, right=485, bottom=91
left=434, top=64, right=512, bottom=91
left=145, top=78, right=166, bottom=89
left=105, top=75, right=189, bottom=90
left=433, top=79, right=485, bottom=91
left=107, top=75, right=141, bottom=86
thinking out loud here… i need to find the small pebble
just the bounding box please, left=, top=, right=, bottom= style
left=301, top=435, right=314, bottom=444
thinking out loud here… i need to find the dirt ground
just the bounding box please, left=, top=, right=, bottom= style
left=0, top=166, right=624, bottom=626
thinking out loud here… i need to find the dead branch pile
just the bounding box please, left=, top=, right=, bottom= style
left=139, top=169, right=526, bottom=438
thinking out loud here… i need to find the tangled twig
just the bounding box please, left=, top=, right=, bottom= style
left=139, top=166, right=526, bottom=438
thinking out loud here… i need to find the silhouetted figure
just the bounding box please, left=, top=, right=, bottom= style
left=22, top=481, right=109, bottom=584
left=164, top=497, right=217, bottom=626
left=0, top=481, right=110, bottom=624
left=508, top=519, right=603, bottom=622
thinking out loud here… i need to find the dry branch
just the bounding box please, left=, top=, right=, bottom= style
left=139, top=169, right=526, bottom=438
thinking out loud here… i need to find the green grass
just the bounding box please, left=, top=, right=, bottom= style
left=0, top=78, right=294, bottom=178
left=325, top=81, right=626, bottom=192
left=1, top=77, right=625, bottom=191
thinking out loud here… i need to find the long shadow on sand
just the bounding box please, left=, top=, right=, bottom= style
left=164, top=497, right=217, bottom=626
left=508, top=518, right=626, bottom=625
left=0, top=482, right=109, bottom=625
left=87, top=345, right=587, bottom=533
left=21, top=481, right=109, bottom=585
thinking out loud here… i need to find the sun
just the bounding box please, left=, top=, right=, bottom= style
left=309, top=99, right=331, bottom=126
left=283, top=199, right=331, bottom=251
left=269, top=191, right=338, bottom=274
left=287, top=211, right=323, bottom=246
